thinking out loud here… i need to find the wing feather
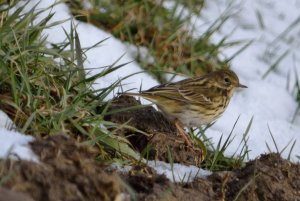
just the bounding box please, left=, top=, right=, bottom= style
left=141, top=77, right=216, bottom=105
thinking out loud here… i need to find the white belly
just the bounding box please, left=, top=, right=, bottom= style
left=175, top=110, right=214, bottom=127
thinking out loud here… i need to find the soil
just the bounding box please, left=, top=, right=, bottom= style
left=107, top=95, right=203, bottom=166
left=0, top=96, right=299, bottom=201
left=0, top=135, right=124, bottom=201
left=225, top=153, right=300, bottom=201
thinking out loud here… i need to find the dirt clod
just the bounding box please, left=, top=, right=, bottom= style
left=123, top=164, right=219, bottom=201
left=0, top=135, right=123, bottom=201
left=107, top=95, right=203, bottom=166
left=225, top=153, right=300, bottom=201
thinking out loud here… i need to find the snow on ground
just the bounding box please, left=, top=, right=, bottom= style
left=8, top=0, right=299, bottom=182
left=147, top=160, right=212, bottom=182
left=0, top=112, right=38, bottom=161
left=112, top=160, right=211, bottom=182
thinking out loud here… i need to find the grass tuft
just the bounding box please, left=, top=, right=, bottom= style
left=193, top=116, right=252, bottom=171
left=265, top=125, right=297, bottom=160
left=0, top=1, right=140, bottom=161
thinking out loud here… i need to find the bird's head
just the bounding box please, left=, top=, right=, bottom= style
left=211, top=69, right=247, bottom=93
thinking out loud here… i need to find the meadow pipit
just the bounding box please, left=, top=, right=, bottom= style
left=124, top=69, right=247, bottom=146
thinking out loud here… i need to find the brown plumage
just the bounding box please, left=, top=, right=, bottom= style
left=124, top=69, right=247, bottom=146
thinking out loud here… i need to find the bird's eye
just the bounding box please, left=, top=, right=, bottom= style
left=224, top=77, right=231, bottom=84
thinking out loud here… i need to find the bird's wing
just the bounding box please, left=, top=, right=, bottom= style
left=142, top=77, right=216, bottom=105
left=178, top=87, right=215, bottom=105
left=177, top=78, right=216, bottom=105
left=142, top=83, right=187, bottom=102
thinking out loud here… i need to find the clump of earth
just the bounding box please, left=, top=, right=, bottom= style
left=0, top=96, right=299, bottom=201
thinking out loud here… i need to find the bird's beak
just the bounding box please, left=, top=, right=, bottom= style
left=238, top=83, right=247, bottom=88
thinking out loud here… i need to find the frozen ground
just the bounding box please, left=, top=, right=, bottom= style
left=1, top=0, right=299, bottom=182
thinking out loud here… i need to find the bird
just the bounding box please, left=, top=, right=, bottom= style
left=123, top=69, right=247, bottom=146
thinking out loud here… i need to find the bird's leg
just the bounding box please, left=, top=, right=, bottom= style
left=174, top=119, right=193, bottom=146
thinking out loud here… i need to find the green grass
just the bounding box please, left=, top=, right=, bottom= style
left=291, top=68, right=300, bottom=123
left=192, top=116, right=253, bottom=171
left=0, top=1, right=141, bottom=161
left=265, top=125, right=297, bottom=161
